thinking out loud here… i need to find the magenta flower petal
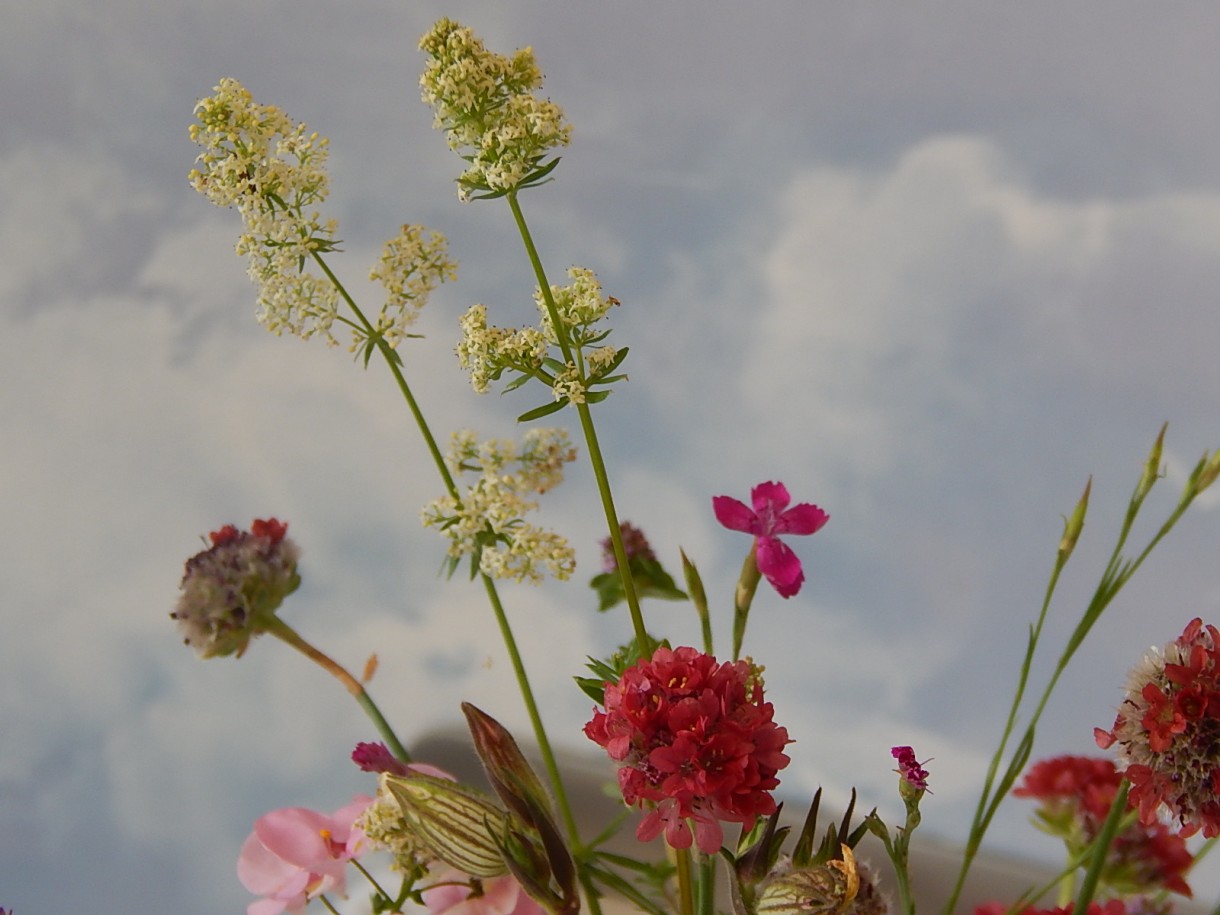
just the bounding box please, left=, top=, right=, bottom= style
left=773, top=503, right=829, bottom=537
left=713, top=481, right=828, bottom=598
left=712, top=495, right=761, bottom=534
left=750, top=481, right=791, bottom=514
left=756, top=536, right=804, bottom=598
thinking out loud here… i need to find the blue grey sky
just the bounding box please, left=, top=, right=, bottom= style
left=5, top=2, right=1220, bottom=912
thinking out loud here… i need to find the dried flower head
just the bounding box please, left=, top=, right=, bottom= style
left=171, top=518, right=300, bottom=659
left=419, top=19, right=571, bottom=200
left=584, top=645, right=791, bottom=853
left=601, top=521, right=657, bottom=574
left=189, top=78, right=341, bottom=344
left=1096, top=617, right=1220, bottom=838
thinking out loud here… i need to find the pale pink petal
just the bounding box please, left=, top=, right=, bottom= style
left=254, top=808, right=333, bottom=867
left=237, top=832, right=308, bottom=897
left=248, top=897, right=292, bottom=915
left=424, top=869, right=520, bottom=915
left=773, top=503, right=829, bottom=536
left=756, top=536, right=804, bottom=598
left=691, top=815, right=724, bottom=854
left=749, top=481, right=791, bottom=515
left=330, top=795, right=374, bottom=847
left=712, top=495, right=760, bottom=534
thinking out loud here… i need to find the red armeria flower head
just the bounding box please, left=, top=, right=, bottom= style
left=583, top=645, right=792, bottom=854
left=171, top=518, right=301, bottom=659
left=713, top=482, right=828, bottom=598
left=1096, top=617, right=1220, bottom=839
left=1015, top=755, right=1192, bottom=897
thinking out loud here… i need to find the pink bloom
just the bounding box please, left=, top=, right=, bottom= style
left=713, top=482, right=828, bottom=598
left=584, top=645, right=791, bottom=854
left=237, top=796, right=373, bottom=915
left=422, top=868, right=546, bottom=915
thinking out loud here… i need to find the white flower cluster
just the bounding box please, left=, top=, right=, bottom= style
left=457, top=267, right=621, bottom=407
left=419, top=19, right=571, bottom=201
left=534, top=267, right=616, bottom=345
left=367, top=225, right=458, bottom=350
left=189, top=78, right=341, bottom=343
left=422, top=429, right=577, bottom=583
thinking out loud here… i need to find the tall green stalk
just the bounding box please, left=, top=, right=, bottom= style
left=311, top=251, right=602, bottom=915
left=505, top=191, right=653, bottom=658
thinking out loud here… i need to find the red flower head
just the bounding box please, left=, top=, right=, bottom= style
left=584, top=646, right=791, bottom=854
left=1015, top=755, right=1192, bottom=897
left=1095, top=618, right=1220, bottom=839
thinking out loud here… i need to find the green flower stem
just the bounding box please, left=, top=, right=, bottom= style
left=1072, top=781, right=1129, bottom=915
left=505, top=190, right=653, bottom=658
left=732, top=544, right=761, bottom=661
left=312, top=250, right=601, bottom=915
left=311, top=252, right=458, bottom=501
left=696, top=852, right=715, bottom=915
left=262, top=616, right=411, bottom=763
left=674, top=847, right=696, bottom=915
left=944, top=447, right=1204, bottom=915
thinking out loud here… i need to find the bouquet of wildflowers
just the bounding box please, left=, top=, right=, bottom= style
left=178, top=18, right=1220, bottom=915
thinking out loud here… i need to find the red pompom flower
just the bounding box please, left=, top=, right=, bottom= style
left=1095, top=617, right=1220, bottom=839
left=583, top=646, right=791, bottom=853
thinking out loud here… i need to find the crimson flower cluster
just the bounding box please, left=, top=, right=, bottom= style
left=583, top=646, right=791, bottom=854
left=1095, top=617, right=1220, bottom=838
left=1015, top=755, right=1192, bottom=897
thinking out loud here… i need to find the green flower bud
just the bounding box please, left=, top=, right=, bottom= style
left=381, top=772, right=508, bottom=877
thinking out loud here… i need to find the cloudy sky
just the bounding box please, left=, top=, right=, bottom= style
left=5, top=2, right=1220, bottom=912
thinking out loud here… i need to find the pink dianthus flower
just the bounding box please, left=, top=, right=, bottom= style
left=583, top=645, right=791, bottom=853
left=713, top=482, right=828, bottom=598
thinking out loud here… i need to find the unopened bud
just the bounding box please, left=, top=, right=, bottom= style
left=1134, top=424, right=1167, bottom=503
left=381, top=772, right=508, bottom=877
left=1195, top=449, right=1220, bottom=495
left=1058, top=477, right=1091, bottom=560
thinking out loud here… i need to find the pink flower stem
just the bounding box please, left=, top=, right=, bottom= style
left=263, top=616, right=411, bottom=763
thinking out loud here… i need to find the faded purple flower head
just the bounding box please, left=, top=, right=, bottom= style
left=713, top=482, right=828, bottom=598
left=601, top=521, right=657, bottom=573
left=892, top=746, right=931, bottom=792
left=171, top=518, right=301, bottom=659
